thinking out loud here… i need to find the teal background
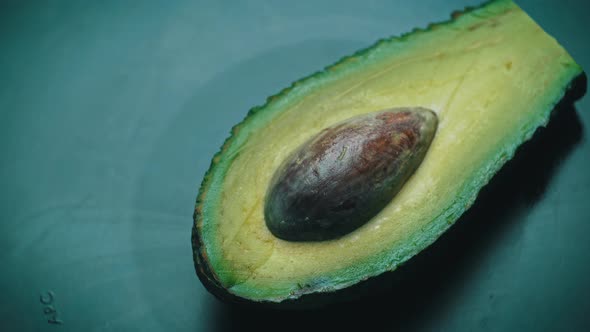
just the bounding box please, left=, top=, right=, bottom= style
left=1, top=0, right=589, bottom=330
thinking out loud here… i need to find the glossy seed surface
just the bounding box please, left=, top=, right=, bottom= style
left=265, top=107, right=438, bottom=241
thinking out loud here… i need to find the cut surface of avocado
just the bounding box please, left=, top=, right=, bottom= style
left=192, top=0, right=586, bottom=303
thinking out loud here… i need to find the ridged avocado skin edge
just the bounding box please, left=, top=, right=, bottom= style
left=191, top=0, right=587, bottom=307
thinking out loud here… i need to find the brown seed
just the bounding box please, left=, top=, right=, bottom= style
left=264, top=107, right=438, bottom=241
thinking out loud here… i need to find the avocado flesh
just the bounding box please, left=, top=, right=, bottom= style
left=193, top=0, right=585, bottom=303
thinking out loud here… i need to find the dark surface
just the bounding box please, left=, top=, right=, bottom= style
left=1, top=1, right=589, bottom=331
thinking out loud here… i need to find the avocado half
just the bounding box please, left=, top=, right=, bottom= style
left=192, top=0, right=586, bottom=304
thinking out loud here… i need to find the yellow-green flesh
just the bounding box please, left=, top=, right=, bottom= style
left=197, top=0, right=583, bottom=301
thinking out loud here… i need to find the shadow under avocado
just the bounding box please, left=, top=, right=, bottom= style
left=210, top=100, right=584, bottom=331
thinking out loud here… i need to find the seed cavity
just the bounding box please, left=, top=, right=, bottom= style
left=264, top=107, right=438, bottom=241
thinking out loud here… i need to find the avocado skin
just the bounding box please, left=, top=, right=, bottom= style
left=192, top=72, right=586, bottom=307
left=191, top=0, right=587, bottom=304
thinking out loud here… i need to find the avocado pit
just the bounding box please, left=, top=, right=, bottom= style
left=264, top=107, right=438, bottom=241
